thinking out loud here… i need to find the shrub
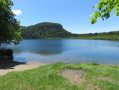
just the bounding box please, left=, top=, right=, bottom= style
left=0, top=49, right=13, bottom=62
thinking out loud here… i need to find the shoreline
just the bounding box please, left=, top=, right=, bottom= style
left=0, top=62, right=118, bottom=89
left=22, top=38, right=119, bottom=41
left=0, top=61, right=42, bottom=76
left=0, top=61, right=119, bottom=76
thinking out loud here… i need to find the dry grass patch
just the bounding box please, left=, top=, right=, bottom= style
left=98, top=76, right=119, bottom=83
left=59, top=69, right=102, bottom=90
left=59, top=69, right=86, bottom=86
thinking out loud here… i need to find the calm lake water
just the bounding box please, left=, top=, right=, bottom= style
left=2, top=39, right=119, bottom=65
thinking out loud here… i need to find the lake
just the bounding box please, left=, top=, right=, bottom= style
left=2, top=39, right=119, bottom=65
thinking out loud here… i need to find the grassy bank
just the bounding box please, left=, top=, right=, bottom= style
left=69, top=31, right=119, bottom=41
left=66, top=35, right=119, bottom=41
left=0, top=63, right=119, bottom=90
left=23, top=35, right=119, bottom=41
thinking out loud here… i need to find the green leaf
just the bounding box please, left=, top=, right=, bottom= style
left=98, top=2, right=105, bottom=10
left=90, top=18, right=97, bottom=24
left=93, top=5, right=98, bottom=9
left=90, top=0, right=119, bottom=24
left=104, top=13, right=110, bottom=19
left=94, top=11, right=101, bottom=18
left=89, top=13, right=94, bottom=17
left=106, top=6, right=113, bottom=13
left=101, top=15, right=104, bottom=20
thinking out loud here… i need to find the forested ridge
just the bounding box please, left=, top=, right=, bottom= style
left=21, top=22, right=73, bottom=39
left=21, top=22, right=119, bottom=40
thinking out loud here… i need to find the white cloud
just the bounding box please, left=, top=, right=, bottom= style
left=12, top=10, right=22, bottom=15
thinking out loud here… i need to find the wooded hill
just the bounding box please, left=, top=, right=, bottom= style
left=21, top=22, right=73, bottom=39
left=21, top=22, right=119, bottom=40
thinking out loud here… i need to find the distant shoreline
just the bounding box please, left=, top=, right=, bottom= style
left=22, top=38, right=119, bottom=41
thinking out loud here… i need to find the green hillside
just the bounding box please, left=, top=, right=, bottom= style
left=21, top=22, right=72, bottom=39
left=21, top=22, right=119, bottom=40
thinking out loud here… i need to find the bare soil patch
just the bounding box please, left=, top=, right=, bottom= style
left=59, top=69, right=86, bottom=86
left=59, top=69, right=102, bottom=90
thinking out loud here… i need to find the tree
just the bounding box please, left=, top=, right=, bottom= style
left=0, top=0, right=22, bottom=45
left=90, top=0, right=119, bottom=24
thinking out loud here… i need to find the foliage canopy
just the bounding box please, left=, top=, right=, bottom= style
left=90, top=0, right=119, bottom=24
left=0, top=0, right=22, bottom=45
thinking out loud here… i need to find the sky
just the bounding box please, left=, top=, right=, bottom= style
left=12, top=0, right=119, bottom=34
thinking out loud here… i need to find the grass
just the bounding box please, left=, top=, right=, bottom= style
left=0, top=63, right=119, bottom=90
left=24, top=35, right=119, bottom=41
left=67, top=35, right=119, bottom=41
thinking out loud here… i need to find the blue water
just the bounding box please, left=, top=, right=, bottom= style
left=2, top=39, right=119, bottom=65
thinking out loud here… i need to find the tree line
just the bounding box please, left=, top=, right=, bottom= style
left=73, top=31, right=119, bottom=40
left=21, top=22, right=119, bottom=40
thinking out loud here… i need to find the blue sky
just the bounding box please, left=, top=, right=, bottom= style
left=12, top=0, right=119, bottom=34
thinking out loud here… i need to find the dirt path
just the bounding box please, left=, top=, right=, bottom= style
left=0, top=61, right=43, bottom=75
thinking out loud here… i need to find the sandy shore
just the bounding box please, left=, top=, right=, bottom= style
left=0, top=61, right=43, bottom=76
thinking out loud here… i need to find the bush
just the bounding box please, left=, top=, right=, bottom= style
left=0, top=49, right=13, bottom=56
left=6, top=49, right=13, bottom=56
left=0, top=49, right=13, bottom=62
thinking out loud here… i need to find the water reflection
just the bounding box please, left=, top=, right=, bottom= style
left=37, top=52, right=62, bottom=56
left=14, top=57, right=27, bottom=63
left=3, top=39, right=64, bottom=56
left=1, top=39, right=119, bottom=65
